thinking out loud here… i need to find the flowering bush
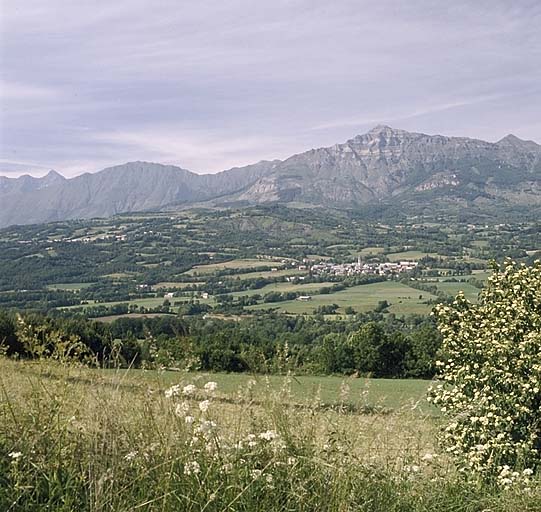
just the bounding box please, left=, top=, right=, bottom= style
left=429, top=260, right=541, bottom=482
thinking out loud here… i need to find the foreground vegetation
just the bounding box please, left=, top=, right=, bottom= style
left=1, top=358, right=540, bottom=511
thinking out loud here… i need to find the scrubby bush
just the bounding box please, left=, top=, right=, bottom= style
left=429, top=260, right=541, bottom=484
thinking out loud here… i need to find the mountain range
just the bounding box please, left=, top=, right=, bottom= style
left=1, top=125, right=540, bottom=228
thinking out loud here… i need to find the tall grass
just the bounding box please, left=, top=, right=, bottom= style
left=0, top=357, right=539, bottom=511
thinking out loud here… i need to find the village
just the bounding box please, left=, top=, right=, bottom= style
left=308, top=257, right=419, bottom=277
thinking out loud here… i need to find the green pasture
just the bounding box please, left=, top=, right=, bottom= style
left=229, top=281, right=337, bottom=298
left=227, top=268, right=307, bottom=280
left=248, top=281, right=437, bottom=315
left=434, top=281, right=481, bottom=302
left=106, top=368, right=435, bottom=413
left=184, top=258, right=285, bottom=275
left=46, top=282, right=95, bottom=291
left=387, top=251, right=438, bottom=262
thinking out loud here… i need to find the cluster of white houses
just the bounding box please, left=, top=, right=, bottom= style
left=309, top=258, right=418, bottom=276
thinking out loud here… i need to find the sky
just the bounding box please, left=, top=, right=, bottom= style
left=1, top=0, right=540, bottom=177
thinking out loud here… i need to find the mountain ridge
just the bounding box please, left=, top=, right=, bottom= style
left=1, top=126, right=540, bottom=227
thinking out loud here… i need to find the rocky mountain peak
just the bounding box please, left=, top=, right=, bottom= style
left=497, top=134, right=540, bottom=150
left=36, top=170, right=66, bottom=190
left=42, top=170, right=65, bottom=181
left=367, top=124, right=400, bottom=136
left=348, top=125, right=413, bottom=147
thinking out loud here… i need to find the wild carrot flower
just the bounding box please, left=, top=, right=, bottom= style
left=164, top=384, right=181, bottom=398
left=258, top=430, right=278, bottom=441
left=184, top=461, right=200, bottom=475
left=124, top=451, right=138, bottom=462
left=204, top=381, right=218, bottom=392
left=175, top=402, right=190, bottom=417
left=183, top=384, right=197, bottom=396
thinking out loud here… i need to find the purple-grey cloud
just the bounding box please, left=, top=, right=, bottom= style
left=1, top=0, right=540, bottom=177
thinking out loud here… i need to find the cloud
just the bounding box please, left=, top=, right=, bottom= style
left=310, top=94, right=507, bottom=131
left=91, top=128, right=295, bottom=173
left=1, top=0, right=540, bottom=176
left=0, top=160, right=53, bottom=177
left=0, top=81, right=59, bottom=101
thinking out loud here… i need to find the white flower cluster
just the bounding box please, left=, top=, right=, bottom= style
left=428, top=260, right=541, bottom=480
left=164, top=380, right=220, bottom=447
left=496, top=465, right=535, bottom=487
left=8, top=451, right=23, bottom=462
left=164, top=381, right=217, bottom=400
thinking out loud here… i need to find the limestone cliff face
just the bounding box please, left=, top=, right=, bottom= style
left=1, top=126, right=540, bottom=227
left=233, top=125, right=541, bottom=206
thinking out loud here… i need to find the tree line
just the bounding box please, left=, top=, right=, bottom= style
left=0, top=310, right=441, bottom=378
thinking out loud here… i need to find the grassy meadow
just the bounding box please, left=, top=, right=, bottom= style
left=1, top=358, right=540, bottom=511
left=248, top=281, right=437, bottom=315
left=184, top=259, right=284, bottom=276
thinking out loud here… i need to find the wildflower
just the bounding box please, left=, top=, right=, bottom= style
left=523, top=468, right=534, bottom=476
left=185, top=415, right=195, bottom=425
left=404, top=464, right=421, bottom=473
left=265, top=474, right=273, bottom=483
left=175, top=402, right=190, bottom=417
left=124, top=451, right=138, bottom=462
left=250, top=469, right=262, bottom=479
left=204, top=381, right=218, bottom=392
left=258, top=430, right=278, bottom=441
left=8, top=451, right=22, bottom=461
left=287, top=456, right=297, bottom=465
left=199, top=400, right=210, bottom=412
left=421, top=453, right=435, bottom=462
left=164, top=384, right=181, bottom=398
left=499, top=465, right=511, bottom=476
left=198, top=420, right=217, bottom=435
left=184, top=461, right=201, bottom=475
left=183, top=384, right=197, bottom=396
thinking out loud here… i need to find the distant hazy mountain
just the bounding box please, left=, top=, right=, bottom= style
left=1, top=126, right=540, bottom=227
